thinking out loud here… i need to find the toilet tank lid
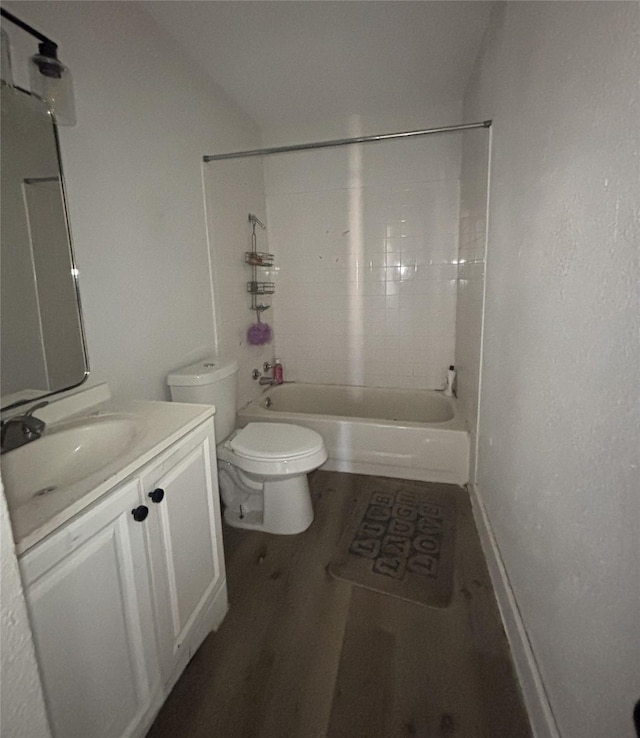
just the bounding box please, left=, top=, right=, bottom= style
left=167, top=358, right=238, bottom=387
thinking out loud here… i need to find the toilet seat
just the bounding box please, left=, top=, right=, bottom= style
left=218, top=423, right=327, bottom=477
left=230, top=423, right=324, bottom=460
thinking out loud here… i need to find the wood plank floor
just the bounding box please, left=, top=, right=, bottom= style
left=146, top=471, right=532, bottom=738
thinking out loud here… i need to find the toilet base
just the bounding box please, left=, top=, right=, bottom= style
left=219, top=463, right=314, bottom=535
left=223, top=507, right=266, bottom=532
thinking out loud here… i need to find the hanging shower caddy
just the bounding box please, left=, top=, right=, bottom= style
left=246, top=213, right=274, bottom=308
left=246, top=214, right=274, bottom=345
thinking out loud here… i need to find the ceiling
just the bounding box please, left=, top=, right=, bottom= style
left=145, top=1, right=493, bottom=133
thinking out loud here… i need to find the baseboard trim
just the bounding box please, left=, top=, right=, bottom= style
left=468, top=483, right=561, bottom=738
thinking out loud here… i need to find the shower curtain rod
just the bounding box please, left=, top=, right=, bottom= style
left=203, top=120, right=492, bottom=162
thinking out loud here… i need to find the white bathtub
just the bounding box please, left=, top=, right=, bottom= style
left=237, top=383, right=469, bottom=485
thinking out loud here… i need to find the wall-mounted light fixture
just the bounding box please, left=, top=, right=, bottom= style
left=0, top=8, right=76, bottom=126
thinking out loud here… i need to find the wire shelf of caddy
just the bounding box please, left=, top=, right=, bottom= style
left=246, top=281, right=275, bottom=295
left=244, top=251, right=274, bottom=267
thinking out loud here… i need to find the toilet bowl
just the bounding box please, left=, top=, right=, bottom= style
left=167, top=358, right=327, bottom=535
left=217, top=422, right=326, bottom=534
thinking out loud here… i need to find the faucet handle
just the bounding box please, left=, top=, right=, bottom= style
left=263, top=361, right=273, bottom=372
left=0, top=402, right=47, bottom=452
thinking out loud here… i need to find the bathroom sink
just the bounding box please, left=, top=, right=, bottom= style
left=1, top=415, right=144, bottom=509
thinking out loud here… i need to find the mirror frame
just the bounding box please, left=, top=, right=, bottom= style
left=0, top=83, right=89, bottom=412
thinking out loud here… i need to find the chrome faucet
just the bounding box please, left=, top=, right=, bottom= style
left=257, top=362, right=278, bottom=386
left=258, top=375, right=278, bottom=386
left=1, top=401, right=49, bottom=454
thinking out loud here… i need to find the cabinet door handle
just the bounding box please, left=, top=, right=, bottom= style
left=148, top=488, right=165, bottom=504
left=131, top=505, right=149, bottom=522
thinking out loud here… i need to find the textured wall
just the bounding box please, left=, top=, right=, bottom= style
left=467, top=3, right=640, bottom=736
left=0, top=482, right=51, bottom=738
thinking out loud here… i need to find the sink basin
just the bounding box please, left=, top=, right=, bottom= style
left=1, top=414, right=144, bottom=509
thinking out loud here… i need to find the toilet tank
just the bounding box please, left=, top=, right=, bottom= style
left=167, top=358, right=238, bottom=441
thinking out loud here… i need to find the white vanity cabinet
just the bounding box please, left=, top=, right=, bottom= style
left=19, top=477, right=160, bottom=738
left=19, top=416, right=227, bottom=738
left=139, top=420, right=226, bottom=689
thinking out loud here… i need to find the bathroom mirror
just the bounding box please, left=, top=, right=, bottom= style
left=0, top=83, right=88, bottom=410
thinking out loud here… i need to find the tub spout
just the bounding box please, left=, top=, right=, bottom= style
left=259, top=377, right=278, bottom=386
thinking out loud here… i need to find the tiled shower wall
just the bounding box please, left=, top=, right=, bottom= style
left=204, top=158, right=274, bottom=408
left=455, top=129, right=490, bottom=483
left=264, top=134, right=462, bottom=390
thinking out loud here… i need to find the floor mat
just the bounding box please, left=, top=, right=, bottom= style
left=329, top=477, right=456, bottom=608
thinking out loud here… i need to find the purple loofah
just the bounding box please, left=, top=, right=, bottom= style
left=247, top=322, right=272, bottom=345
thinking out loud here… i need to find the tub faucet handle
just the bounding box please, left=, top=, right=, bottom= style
left=263, top=361, right=273, bottom=372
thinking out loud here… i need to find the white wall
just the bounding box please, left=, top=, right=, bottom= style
left=263, top=104, right=464, bottom=390
left=455, top=129, right=490, bottom=483
left=468, top=3, right=640, bottom=737
left=204, top=158, right=274, bottom=408
left=0, top=481, right=51, bottom=738
left=3, top=0, right=261, bottom=402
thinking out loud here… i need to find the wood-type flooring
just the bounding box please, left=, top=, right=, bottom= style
left=147, top=471, right=532, bottom=738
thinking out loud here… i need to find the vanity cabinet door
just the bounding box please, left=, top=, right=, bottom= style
left=140, top=421, right=226, bottom=687
left=19, top=478, right=160, bottom=738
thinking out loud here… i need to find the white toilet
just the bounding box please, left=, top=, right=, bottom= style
left=167, top=358, right=327, bottom=535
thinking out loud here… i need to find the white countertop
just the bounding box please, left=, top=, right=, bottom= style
left=2, top=384, right=215, bottom=555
